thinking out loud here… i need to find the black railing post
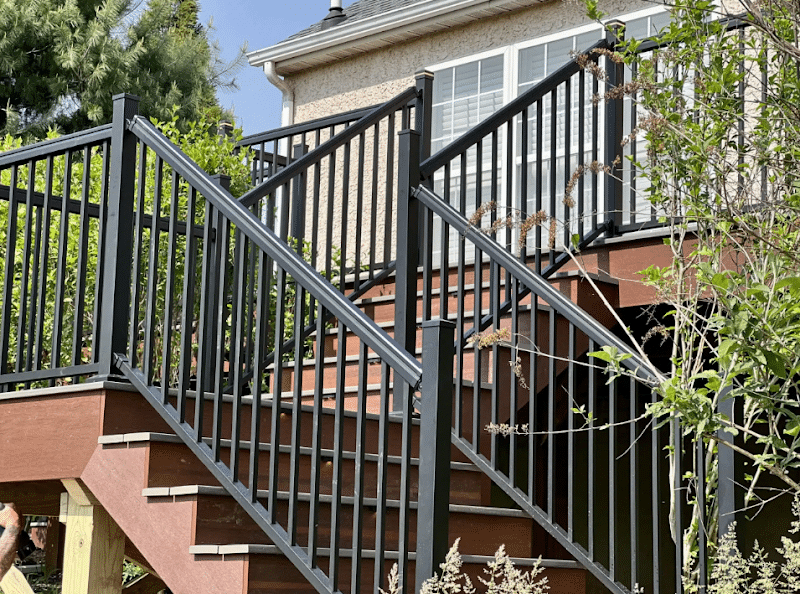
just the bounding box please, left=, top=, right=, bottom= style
left=415, top=319, right=455, bottom=593
left=394, top=129, right=421, bottom=412
left=202, top=174, right=230, bottom=391
left=604, top=21, right=625, bottom=236
left=96, top=93, right=139, bottom=380
left=415, top=70, right=434, bottom=163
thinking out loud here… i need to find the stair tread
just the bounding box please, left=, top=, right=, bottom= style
left=189, top=544, right=581, bottom=568
left=141, top=484, right=527, bottom=518
left=101, top=432, right=480, bottom=471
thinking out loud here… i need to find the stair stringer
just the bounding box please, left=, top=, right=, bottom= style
left=80, top=440, right=248, bottom=594
left=113, top=356, right=345, bottom=594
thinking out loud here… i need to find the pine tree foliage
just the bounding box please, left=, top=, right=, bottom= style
left=0, top=0, right=241, bottom=136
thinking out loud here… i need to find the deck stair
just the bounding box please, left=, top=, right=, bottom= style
left=79, top=418, right=589, bottom=594
left=0, top=25, right=720, bottom=594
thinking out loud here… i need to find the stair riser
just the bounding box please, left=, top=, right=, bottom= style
left=189, top=494, right=534, bottom=558
left=144, top=442, right=486, bottom=505
left=231, top=552, right=588, bottom=594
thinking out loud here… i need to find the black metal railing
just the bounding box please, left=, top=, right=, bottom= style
left=0, top=15, right=767, bottom=592
left=234, top=83, right=423, bottom=298
left=238, top=105, right=377, bottom=185
left=409, top=179, right=674, bottom=594
left=0, top=125, right=114, bottom=389
left=419, top=37, right=618, bottom=274
left=102, top=94, right=459, bottom=594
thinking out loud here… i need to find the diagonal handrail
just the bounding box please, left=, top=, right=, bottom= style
left=415, top=184, right=655, bottom=594
left=419, top=39, right=611, bottom=179
left=127, top=114, right=423, bottom=390
left=413, top=184, right=656, bottom=384
left=237, top=104, right=379, bottom=148
left=239, top=86, right=418, bottom=208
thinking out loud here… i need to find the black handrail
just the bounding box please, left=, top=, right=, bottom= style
left=419, top=39, right=610, bottom=179
left=239, top=86, right=418, bottom=208
left=127, top=114, right=424, bottom=390
left=633, top=14, right=750, bottom=54
left=0, top=124, right=112, bottom=168
left=237, top=104, right=378, bottom=148
left=414, top=184, right=657, bottom=384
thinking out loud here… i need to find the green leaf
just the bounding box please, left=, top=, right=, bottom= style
left=764, top=351, right=787, bottom=379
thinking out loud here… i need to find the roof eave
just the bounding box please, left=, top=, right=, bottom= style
left=247, top=0, right=537, bottom=74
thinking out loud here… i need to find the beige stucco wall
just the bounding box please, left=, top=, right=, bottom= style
left=288, top=0, right=653, bottom=123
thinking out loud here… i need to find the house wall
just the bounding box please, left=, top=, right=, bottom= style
left=279, top=0, right=654, bottom=267
left=288, top=0, right=652, bottom=123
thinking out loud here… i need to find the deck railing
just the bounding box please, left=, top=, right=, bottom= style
left=0, top=125, right=113, bottom=388
left=0, top=16, right=767, bottom=593
left=234, top=85, right=421, bottom=296
left=115, top=94, right=436, bottom=594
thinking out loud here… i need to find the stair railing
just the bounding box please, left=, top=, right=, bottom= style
left=93, top=92, right=467, bottom=594
left=411, top=178, right=672, bottom=594
left=238, top=104, right=380, bottom=185
left=237, top=83, right=419, bottom=292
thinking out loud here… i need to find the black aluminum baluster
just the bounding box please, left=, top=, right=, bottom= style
left=373, top=363, right=391, bottom=593
left=350, top=342, right=369, bottom=594
left=72, top=149, right=93, bottom=369
left=33, top=156, right=54, bottom=373
left=307, top=301, right=326, bottom=566
left=229, top=231, right=247, bottom=482
left=609, top=377, right=617, bottom=580
left=329, top=322, right=348, bottom=591
left=129, top=142, right=148, bottom=365
left=288, top=270, right=306, bottom=543
left=18, top=160, right=35, bottom=373
left=588, top=338, right=596, bottom=560
left=52, top=158, right=71, bottom=373
left=354, top=132, right=365, bottom=291
left=161, top=170, right=181, bottom=405
left=143, top=157, right=164, bottom=383
left=177, top=187, right=198, bottom=424
left=211, top=218, right=231, bottom=464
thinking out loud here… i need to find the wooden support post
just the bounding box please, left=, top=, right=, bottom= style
left=61, top=480, right=124, bottom=594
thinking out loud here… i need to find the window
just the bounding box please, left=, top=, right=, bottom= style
left=428, top=7, right=670, bottom=261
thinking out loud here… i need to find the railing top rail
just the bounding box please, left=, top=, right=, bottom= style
left=0, top=124, right=113, bottom=169
left=633, top=13, right=750, bottom=54
left=128, top=114, right=424, bottom=390
left=237, top=104, right=379, bottom=147
left=414, top=184, right=657, bottom=384
left=239, top=85, right=418, bottom=208
left=419, top=39, right=610, bottom=178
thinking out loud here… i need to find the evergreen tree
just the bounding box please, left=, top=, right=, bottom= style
left=0, top=0, right=240, bottom=136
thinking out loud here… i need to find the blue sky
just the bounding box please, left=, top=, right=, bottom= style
left=198, top=0, right=357, bottom=136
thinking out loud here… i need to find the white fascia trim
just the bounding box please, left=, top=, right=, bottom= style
left=247, top=0, right=536, bottom=69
